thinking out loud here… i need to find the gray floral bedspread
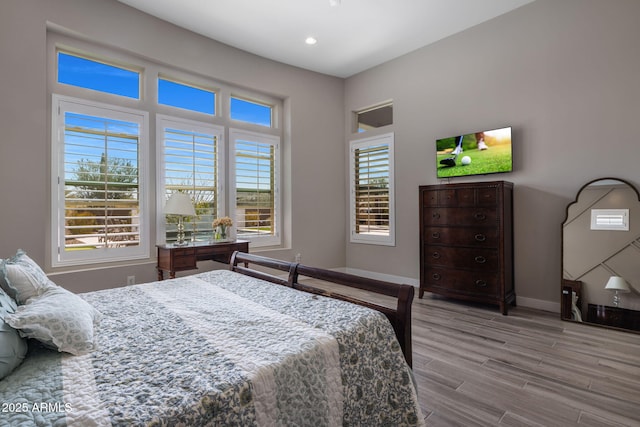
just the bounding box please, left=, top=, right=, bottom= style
left=0, top=270, right=423, bottom=426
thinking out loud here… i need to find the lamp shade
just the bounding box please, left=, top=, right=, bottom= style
left=604, top=276, right=630, bottom=293
left=164, top=193, right=196, bottom=216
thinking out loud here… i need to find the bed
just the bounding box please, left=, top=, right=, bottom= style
left=0, top=251, right=423, bottom=426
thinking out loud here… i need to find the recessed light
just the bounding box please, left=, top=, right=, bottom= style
left=329, top=0, right=341, bottom=6
left=305, top=37, right=317, bottom=45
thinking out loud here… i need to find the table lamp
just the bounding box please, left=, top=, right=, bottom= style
left=164, top=193, right=196, bottom=246
left=604, top=276, right=630, bottom=307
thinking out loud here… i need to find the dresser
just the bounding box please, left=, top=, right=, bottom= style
left=156, top=240, right=249, bottom=280
left=419, top=181, right=515, bottom=314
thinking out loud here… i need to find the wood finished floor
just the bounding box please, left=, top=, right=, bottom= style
left=303, top=280, right=640, bottom=426
left=413, top=295, right=640, bottom=427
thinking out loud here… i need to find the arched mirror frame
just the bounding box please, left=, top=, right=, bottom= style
left=561, top=177, right=640, bottom=333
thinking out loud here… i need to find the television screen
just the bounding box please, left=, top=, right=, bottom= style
left=436, top=126, right=512, bottom=179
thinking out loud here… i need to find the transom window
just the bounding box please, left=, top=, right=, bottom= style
left=57, top=51, right=140, bottom=99
left=231, top=96, right=273, bottom=127
left=158, top=77, right=216, bottom=115
left=355, top=102, right=393, bottom=133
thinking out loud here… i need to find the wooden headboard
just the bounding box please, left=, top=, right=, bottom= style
left=229, top=251, right=414, bottom=367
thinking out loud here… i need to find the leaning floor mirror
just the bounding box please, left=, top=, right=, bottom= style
left=561, top=178, right=640, bottom=333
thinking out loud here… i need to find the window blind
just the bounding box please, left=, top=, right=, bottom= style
left=234, top=139, right=276, bottom=238
left=63, top=112, right=141, bottom=250
left=354, top=143, right=390, bottom=236
left=162, top=124, right=218, bottom=242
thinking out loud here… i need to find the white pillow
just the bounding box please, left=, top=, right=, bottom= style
left=0, top=249, right=55, bottom=304
left=6, top=287, right=101, bottom=356
left=0, top=288, right=28, bottom=379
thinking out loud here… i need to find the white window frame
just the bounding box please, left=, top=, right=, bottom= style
left=51, top=94, right=149, bottom=266
left=349, top=132, right=395, bottom=246
left=230, top=95, right=273, bottom=128
left=590, top=209, right=629, bottom=231
left=157, top=75, right=217, bottom=116
left=156, top=115, right=225, bottom=243
left=49, top=32, right=287, bottom=268
left=355, top=101, right=393, bottom=133
left=229, top=128, right=281, bottom=247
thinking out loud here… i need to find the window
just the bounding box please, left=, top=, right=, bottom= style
left=158, top=77, right=216, bottom=115
left=590, top=209, right=629, bottom=231
left=51, top=95, right=148, bottom=266
left=230, top=96, right=272, bottom=127
left=157, top=116, right=224, bottom=242
left=230, top=129, right=280, bottom=247
left=50, top=33, right=285, bottom=266
left=57, top=51, right=140, bottom=99
left=349, top=133, right=395, bottom=246
left=355, top=103, right=393, bottom=133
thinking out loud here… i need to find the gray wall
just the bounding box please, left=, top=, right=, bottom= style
left=3, top=0, right=640, bottom=312
left=0, top=0, right=345, bottom=292
left=344, top=0, right=640, bottom=311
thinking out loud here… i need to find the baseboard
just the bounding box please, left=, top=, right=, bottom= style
left=331, top=267, right=420, bottom=287
left=332, top=267, right=560, bottom=313
left=516, top=296, right=560, bottom=313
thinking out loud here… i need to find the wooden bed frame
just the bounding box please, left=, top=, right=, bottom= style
left=229, top=251, right=415, bottom=367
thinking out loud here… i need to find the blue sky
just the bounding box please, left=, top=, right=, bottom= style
left=58, top=52, right=271, bottom=125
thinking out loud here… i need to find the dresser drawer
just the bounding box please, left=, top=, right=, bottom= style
left=172, top=254, right=196, bottom=269
left=197, top=245, right=234, bottom=258
left=171, top=247, right=196, bottom=269
left=171, top=247, right=196, bottom=257
left=423, top=245, right=498, bottom=271
left=422, top=266, right=499, bottom=296
left=423, top=188, right=476, bottom=207
left=422, top=186, right=499, bottom=207
left=422, top=207, right=498, bottom=226
left=476, top=186, right=500, bottom=206
left=157, top=246, right=197, bottom=272
left=423, top=226, right=498, bottom=247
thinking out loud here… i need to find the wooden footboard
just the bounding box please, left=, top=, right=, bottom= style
left=229, top=251, right=414, bottom=367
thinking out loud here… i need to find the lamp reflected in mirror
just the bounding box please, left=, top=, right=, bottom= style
left=605, top=276, right=630, bottom=307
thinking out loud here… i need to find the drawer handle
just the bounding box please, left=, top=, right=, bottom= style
left=432, top=273, right=441, bottom=281
left=474, top=256, right=487, bottom=264
left=432, top=252, right=441, bottom=259
left=475, top=234, right=486, bottom=242
left=475, top=280, right=488, bottom=287
left=474, top=212, right=486, bottom=220
left=432, top=232, right=440, bottom=239
left=432, top=212, right=441, bottom=219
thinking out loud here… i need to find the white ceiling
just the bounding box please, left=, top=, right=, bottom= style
left=117, top=0, right=534, bottom=78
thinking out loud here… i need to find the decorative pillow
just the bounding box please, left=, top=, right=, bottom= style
left=0, top=288, right=28, bottom=379
left=0, top=249, right=55, bottom=304
left=6, top=286, right=101, bottom=356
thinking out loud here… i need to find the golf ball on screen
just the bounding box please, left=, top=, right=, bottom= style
left=461, top=156, right=471, bottom=165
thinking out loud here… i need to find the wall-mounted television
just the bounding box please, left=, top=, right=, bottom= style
left=436, top=126, right=512, bottom=179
